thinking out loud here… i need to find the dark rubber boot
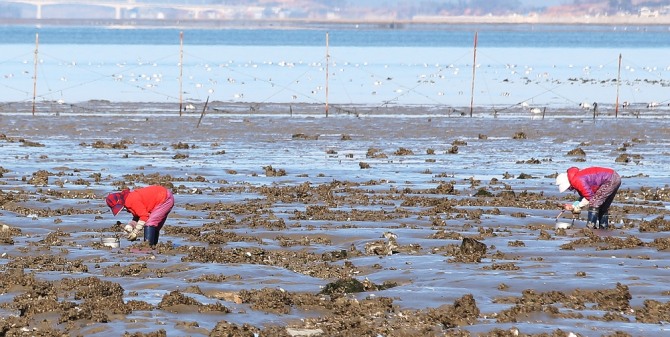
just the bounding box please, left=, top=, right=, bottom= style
left=598, top=213, right=609, bottom=229
left=587, top=207, right=600, bottom=229
left=144, top=226, right=160, bottom=246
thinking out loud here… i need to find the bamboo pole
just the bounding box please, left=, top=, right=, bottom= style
left=325, top=32, right=330, bottom=117
left=179, top=31, right=184, bottom=116
left=32, top=33, right=39, bottom=116
left=615, top=53, right=622, bottom=118
left=469, top=32, right=478, bottom=117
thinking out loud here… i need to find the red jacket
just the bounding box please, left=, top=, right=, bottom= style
left=124, top=185, right=169, bottom=222
left=566, top=166, right=616, bottom=200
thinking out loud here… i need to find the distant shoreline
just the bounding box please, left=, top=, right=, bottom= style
left=3, top=15, right=670, bottom=29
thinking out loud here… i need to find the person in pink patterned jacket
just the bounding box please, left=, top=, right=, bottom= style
left=555, top=166, right=621, bottom=229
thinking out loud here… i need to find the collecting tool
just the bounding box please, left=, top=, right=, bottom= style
left=555, top=205, right=578, bottom=229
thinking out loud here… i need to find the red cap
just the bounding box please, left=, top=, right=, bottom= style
left=106, top=190, right=129, bottom=216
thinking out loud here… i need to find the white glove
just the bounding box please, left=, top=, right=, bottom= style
left=127, top=221, right=146, bottom=241
left=571, top=201, right=582, bottom=214
left=124, top=220, right=137, bottom=231
left=127, top=231, right=138, bottom=241
left=577, top=198, right=590, bottom=208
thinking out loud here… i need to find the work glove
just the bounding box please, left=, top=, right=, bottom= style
left=570, top=201, right=582, bottom=214
left=127, top=220, right=145, bottom=241
left=577, top=198, right=590, bottom=208
left=123, top=220, right=138, bottom=235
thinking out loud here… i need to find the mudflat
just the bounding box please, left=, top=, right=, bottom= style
left=0, top=105, right=669, bottom=336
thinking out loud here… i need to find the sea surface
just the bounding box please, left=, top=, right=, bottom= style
left=0, top=24, right=668, bottom=112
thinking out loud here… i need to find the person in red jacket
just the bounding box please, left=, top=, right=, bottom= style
left=555, top=166, right=621, bottom=229
left=106, top=185, right=174, bottom=246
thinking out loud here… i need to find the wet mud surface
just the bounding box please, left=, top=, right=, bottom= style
left=1, top=105, right=670, bottom=336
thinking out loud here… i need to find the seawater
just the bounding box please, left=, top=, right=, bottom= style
left=0, top=25, right=668, bottom=109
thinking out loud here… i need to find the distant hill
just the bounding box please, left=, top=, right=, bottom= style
left=1, top=0, right=670, bottom=24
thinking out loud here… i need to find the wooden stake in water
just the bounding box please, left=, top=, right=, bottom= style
left=615, top=53, right=622, bottom=118
left=196, top=96, right=209, bottom=128
left=179, top=31, right=184, bottom=116
left=32, top=33, right=39, bottom=116
left=325, top=32, right=330, bottom=117
left=469, top=32, right=478, bottom=117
